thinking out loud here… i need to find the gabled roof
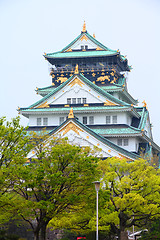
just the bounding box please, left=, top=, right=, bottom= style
left=44, top=30, right=129, bottom=67
left=49, top=116, right=139, bottom=160
left=61, top=31, right=113, bottom=52
left=20, top=73, right=131, bottom=111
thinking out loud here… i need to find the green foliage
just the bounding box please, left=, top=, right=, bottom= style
left=3, top=133, right=100, bottom=239
left=97, top=157, right=160, bottom=239
left=0, top=117, right=31, bottom=225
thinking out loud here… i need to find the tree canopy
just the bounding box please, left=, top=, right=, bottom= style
left=97, top=157, right=160, bottom=240
left=5, top=135, right=100, bottom=240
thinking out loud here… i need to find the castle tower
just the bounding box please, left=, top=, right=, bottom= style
left=19, top=23, right=160, bottom=161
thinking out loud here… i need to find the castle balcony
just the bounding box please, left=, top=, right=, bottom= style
left=50, top=64, right=122, bottom=76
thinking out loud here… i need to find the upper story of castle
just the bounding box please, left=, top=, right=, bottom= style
left=44, top=21, right=131, bottom=88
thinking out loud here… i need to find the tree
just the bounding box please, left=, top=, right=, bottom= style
left=97, top=157, right=160, bottom=240
left=0, top=117, right=31, bottom=223
left=0, top=117, right=30, bottom=168
left=8, top=136, right=100, bottom=240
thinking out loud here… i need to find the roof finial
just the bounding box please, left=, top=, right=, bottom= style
left=82, top=21, right=86, bottom=32
left=68, top=108, right=74, bottom=119
left=93, top=33, right=95, bottom=38
left=74, top=64, right=79, bottom=74
left=142, top=100, right=147, bottom=109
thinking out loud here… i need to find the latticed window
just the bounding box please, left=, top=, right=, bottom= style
left=72, top=98, right=76, bottom=104
left=83, top=116, right=87, bottom=125
left=77, top=98, right=81, bottom=104
left=67, top=98, right=71, bottom=104
left=82, top=98, right=87, bottom=104
left=43, top=118, right=48, bottom=126
left=112, top=115, right=117, bottom=124
left=117, top=138, right=122, bottom=146
left=106, top=116, right=111, bottom=124
left=124, top=139, right=129, bottom=146
left=89, top=116, right=94, bottom=125
left=37, top=118, right=41, bottom=126
left=59, top=117, right=64, bottom=125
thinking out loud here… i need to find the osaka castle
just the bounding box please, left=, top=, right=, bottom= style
left=19, top=22, right=160, bottom=161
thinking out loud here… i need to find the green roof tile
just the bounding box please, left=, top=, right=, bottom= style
left=45, top=50, right=117, bottom=59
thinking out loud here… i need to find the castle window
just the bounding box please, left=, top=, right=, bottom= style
left=83, top=116, right=87, bottom=125
left=59, top=117, right=64, bottom=125
left=85, top=45, right=88, bottom=50
left=82, top=98, right=87, bottom=104
left=37, top=118, right=41, bottom=126
left=81, top=45, right=84, bottom=50
left=106, top=116, right=111, bottom=124
left=43, top=118, right=48, bottom=126
left=72, top=98, right=76, bottom=104
left=77, top=98, right=81, bottom=104
left=124, top=139, right=129, bottom=146
left=117, top=138, right=122, bottom=146
left=67, top=98, right=71, bottom=104
left=112, top=115, right=117, bottom=124
left=89, top=116, right=94, bottom=125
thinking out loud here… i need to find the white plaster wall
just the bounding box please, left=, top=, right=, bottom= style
left=144, top=118, right=152, bottom=139
left=71, top=38, right=98, bottom=50
left=29, top=114, right=67, bottom=126
left=52, top=88, right=103, bottom=105
left=107, top=137, right=140, bottom=152
left=28, top=110, right=133, bottom=126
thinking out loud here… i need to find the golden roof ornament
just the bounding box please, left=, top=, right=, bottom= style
left=82, top=21, right=86, bottom=32
left=74, top=64, right=79, bottom=74
left=68, top=108, right=74, bottom=119
left=93, top=33, right=95, bottom=38
left=142, top=100, right=147, bottom=108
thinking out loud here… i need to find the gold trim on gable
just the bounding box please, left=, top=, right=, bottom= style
left=80, top=35, right=88, bottom=41
left=37, top=101, right=49, bottom=108
left=66, top=48, right=72, bottom=52
left=59, top=122, right=83, bottom=136
left=104, top=100, right=117, bottom=106
left=96, top=47, right=103, bottom=50
left=69, top=77, right=84, bottom=87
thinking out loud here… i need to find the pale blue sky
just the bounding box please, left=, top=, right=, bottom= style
left=0, top=0, right=160, bottom=145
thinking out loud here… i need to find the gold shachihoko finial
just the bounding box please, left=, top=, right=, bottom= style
left=142, top=100, right=147, bottom=108
left=93, top=33, right=95, bottom=38
left=74, top=64, right=79, bottom=74
left=82, top=21, right=86, bottom=32
left=68, top=108, right=74, bottom=119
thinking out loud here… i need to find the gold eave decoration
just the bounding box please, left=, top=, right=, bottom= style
left=68, top=108, right=74, bottom=119
left=97, top=75, right=110, bottom=82
left=59, top=122, right=83, bottom=136
left=96, top=47, right=103, bottom=50
left=80, top=35, right=88, bottom=41
left=74, top=64, right=79, bottom=74
left=142, top=100, right=147, bottom=109
left=56, top=77, right=68, bottom=83
left=104, top=100, right=117, bottom=106
left=37, top=101, right=49, bottom=108
left=66, top=48, right=72, bottom=52
left=69, top=77, right=84, bottom=87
